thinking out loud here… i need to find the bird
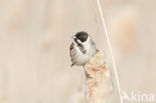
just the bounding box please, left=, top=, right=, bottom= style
left=70, top=31, right=97, bottom=66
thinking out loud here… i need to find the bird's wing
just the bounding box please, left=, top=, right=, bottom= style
left=70, top=43, right=76, bottom=66
left=70, top=42, right=74, bottom=51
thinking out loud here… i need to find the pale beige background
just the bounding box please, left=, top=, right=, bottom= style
left=0, top=0, right=155, bottom=103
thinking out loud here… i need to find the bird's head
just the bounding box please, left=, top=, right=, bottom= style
left=72, top=31, right=90, bottom=45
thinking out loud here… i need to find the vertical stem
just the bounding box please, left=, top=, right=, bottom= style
left=95, top=0, right=123, bottom=103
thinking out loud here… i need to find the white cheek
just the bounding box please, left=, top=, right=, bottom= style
left=73, top=39, right=82, bottom=45
left=77, top=39, right=82, bottom=44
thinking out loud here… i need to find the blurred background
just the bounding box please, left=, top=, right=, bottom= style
left=0, top=0, right=155, bottom=103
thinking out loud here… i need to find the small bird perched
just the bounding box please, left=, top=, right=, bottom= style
left=70, top=31, right=97, bottom=66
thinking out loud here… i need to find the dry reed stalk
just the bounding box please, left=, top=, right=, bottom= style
left=84, top=51, right=113, bottom=103
left=95, top=0, right=123, bottom=103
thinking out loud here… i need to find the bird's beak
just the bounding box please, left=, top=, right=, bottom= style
left=72, top=35, right=76, bottom=39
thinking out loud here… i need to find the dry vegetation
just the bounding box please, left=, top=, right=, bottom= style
left=85, top=51, right=113, bottom=103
